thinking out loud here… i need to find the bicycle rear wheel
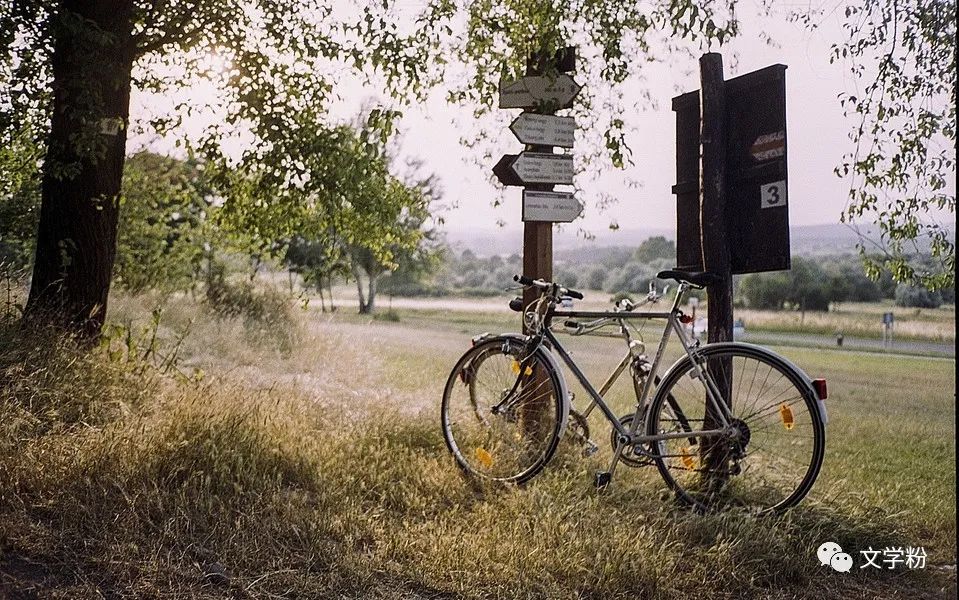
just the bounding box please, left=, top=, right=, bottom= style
left=442, top=337, right=565, bottom=483
left=646, top=343, right=825, bottom=514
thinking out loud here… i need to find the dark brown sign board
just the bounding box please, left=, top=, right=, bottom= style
left=672, top=64, right=790, bottom=274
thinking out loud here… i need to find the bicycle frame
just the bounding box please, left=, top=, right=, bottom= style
left=543, top=285, right=735, bottom=447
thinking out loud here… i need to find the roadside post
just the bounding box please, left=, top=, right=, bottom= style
left=882, top=312, right=894, bottom=349
left=673, top=55, right=791, bottom=482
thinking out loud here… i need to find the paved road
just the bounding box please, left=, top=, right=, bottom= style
left=738, top=330, right=954, bottom=358
left=329, top=293, right=955, bottom=358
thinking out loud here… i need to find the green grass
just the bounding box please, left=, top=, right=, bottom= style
left=0, top=295, right=955, bottom=598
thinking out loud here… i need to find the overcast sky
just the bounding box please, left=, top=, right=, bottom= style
left=350, top=6, right=871, bottom=237
left=132, top=2, right=955, bottom=244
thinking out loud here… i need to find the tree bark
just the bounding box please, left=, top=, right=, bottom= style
left=366, top=275, right=377, bottom=314
left=352, top=264, right=368, bottom=313
left=24, top=0, right=136, bottom=341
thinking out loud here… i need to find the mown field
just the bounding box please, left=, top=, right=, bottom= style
left=1, top=290, right=955, bottom=599
left=323, top=285, right=956, bottom=344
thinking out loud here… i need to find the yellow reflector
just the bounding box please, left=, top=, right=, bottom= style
left=779, top=404, right=795, bottom=430
left=475, top=447, right=493, bottom=468
left=511, top=360, right=533, bottom=376
left=680, top=447, right=696, bottom=470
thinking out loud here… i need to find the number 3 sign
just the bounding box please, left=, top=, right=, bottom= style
left=761, top=180, right=787, bottom=209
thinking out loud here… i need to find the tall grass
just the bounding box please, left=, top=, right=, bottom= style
left=1, top=293, right=955, bottom=598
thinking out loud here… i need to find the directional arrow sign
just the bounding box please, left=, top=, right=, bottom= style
left=513, top=152, right=574, bottom=184
left=499, top=74, right=582, bottom=109
left=493, top=152, right=574, bottom=186
left=509, top=113, right=575, bottom=148
left=492, top=154, right=521, bottom=186
left=522, top=190, right=583, bottom=223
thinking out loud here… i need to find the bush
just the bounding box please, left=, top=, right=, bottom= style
left=586, top=266, right=607, bottom=290
left=894, top=284, right=943, bottom=308
left=205, top=271, right=299, bottom=352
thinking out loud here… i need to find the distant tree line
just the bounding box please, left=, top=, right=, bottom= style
left=396, top=235, right=954, bottom=311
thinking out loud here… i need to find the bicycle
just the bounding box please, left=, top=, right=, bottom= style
left=440, top=270, right=829, bottom=514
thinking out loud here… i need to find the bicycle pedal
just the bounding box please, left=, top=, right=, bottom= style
left=593, top=471, right=612, bottom=489
left=581, top=440, right=599, bottom=458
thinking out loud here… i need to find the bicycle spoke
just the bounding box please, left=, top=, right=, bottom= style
left=648, top=346, right=825, bottom=514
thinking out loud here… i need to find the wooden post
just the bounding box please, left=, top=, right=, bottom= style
left=521, top=55, right=557, bottom=321
left=700, top=52, right=732, bottom=343
left=699, top=53, right=733, bottom=487
left=519, top=48, right=569, bottom=437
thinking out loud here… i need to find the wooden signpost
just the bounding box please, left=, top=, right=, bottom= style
left=492, top=46, right=581, bottom=326
left=672, top=54, right=792, bottom=477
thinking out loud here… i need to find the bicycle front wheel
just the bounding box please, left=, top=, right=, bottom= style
left=441, top=337, right=565, bottom=484
left=647, top=344, right=825, bottom=514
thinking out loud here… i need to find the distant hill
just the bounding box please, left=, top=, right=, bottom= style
left=442, top=225, right=672, bottom=257
left=442, top=223, right=954, bottom=259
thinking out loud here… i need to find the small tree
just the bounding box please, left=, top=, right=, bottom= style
left=284, top=236, right=349, bottom=312
left=634, top=236, right=676, bottom=263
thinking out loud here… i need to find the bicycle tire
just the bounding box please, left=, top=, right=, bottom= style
left=646, top=343, right=826, bottom=514
left=441, top=336, right=566, bottom=484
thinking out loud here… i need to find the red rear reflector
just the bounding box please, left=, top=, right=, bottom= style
left=679, top=314, right=694, bottom=324
left=812, top=378, right=827, bottom=400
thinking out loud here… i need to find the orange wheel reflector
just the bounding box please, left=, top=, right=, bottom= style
left=475, top=447, right=493, bottom=468
left=779, top=404, right=795, bottom=430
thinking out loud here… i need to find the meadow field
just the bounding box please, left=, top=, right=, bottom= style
left=1, top=290, right=955, bottom=598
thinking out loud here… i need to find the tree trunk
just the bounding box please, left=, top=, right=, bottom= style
left=366, top=275, right=377, bottom=314
left=24, top=0, right=136, bottom=341
left=352, top=264, right=368, bottom=313
left=317, top=276, right=327, bottom=313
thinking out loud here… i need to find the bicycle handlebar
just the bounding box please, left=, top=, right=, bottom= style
left=513, top=274, right=584, bottom=300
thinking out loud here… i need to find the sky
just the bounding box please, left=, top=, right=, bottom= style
left=328, top=4, right=879, bottom=238
left=130, top=2, right=955, bottom=246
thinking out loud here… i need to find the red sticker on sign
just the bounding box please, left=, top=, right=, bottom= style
left=750, top=131, right=785, bottom=161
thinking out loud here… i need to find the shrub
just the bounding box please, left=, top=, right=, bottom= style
left=894, top=284, right=943, bottom=308
left=205, top=270, right=299, bottom=352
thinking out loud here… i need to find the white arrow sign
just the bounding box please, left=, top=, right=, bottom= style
left=522, top=190, right=583, bottom=223
left=510, top=113, right=575, bottom=148
left=499, top=74, right=582, bottom=109
left=511, top=152, right=574, bottom=184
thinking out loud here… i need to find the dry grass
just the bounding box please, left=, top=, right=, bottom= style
left=736, top=302, right=955, bottom=342
left=0, top=292, right=955, bottom=599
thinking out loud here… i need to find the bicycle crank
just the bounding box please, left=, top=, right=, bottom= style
left=610, top=413, right=655, bottom=467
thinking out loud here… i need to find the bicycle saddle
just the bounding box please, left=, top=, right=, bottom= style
left=656, top=270, right=722, bottom=287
